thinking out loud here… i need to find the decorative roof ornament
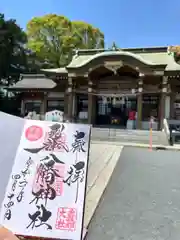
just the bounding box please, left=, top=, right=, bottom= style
left=104, top=60, right=123, bottom=74
left=112, top=42, right=116, bottom=51
left=110, top=42, right=120, bottom=51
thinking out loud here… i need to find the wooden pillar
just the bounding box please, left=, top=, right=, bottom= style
left=21, top=99, right=25, bottom=116
left=88, top=80, right=95, bottom=125
left=64, top=94, right=68, bottom=115
left=73, top=93, right=78, bottom=118
left=88, top=95, right=93, bottom=124
left=67, top=92, right=73, bottom=121
left=136, top=78, right=143, bottom=129
left=40, top=92, right=47, bottom=116
left=88, top=94, right=96, bottom=125
left=159, top=76, right=168, bottom=130
left=92, top=95, right=97, bottom=124
left=170, top=92, right=175, bottom=119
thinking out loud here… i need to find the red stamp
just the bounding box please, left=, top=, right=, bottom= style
left=51, top=164, right=65, bottom=196
left=52, top=174, right=64, bottom=196
left=55, top=207, right=77, bottom=231
left=32, top=163, right=65, bottom=196
left=25, top=125, right=43, bottom=141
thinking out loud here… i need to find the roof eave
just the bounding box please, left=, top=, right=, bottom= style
left=41, top=68, right=68, bottom=75
left=7, top=87, right=55, bottom=91
left=164, top=70, right=180, bottom=76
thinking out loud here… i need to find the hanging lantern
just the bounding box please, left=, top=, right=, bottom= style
left=131, top=89, right=135, bottom=94
left=121, top=97, right=125, bottom=104
left=113, top=97, right=116, bottom=105
left=102, top=97, right=107, bottom=104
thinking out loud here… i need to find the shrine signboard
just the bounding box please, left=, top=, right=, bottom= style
left=0, top=119, right=91, bottom=240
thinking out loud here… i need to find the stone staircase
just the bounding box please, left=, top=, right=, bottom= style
left=91, top=128, right=169, bottom=145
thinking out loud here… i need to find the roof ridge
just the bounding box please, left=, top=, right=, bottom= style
left=20, top=74, right=46, bottom=78
left=72, top=46, right=168, bottom=56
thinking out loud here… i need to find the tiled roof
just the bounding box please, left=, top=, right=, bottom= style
left=67, top=51, right=158, bottom=68
left=42, top=49, right=174, bottom=73
left=165, top=61, right=180, bottom=71
left=39, top=48, right=180, bottom=75
left=138, top=52, right=169, bottom=65
left=8, top=74, right=56, bottom=90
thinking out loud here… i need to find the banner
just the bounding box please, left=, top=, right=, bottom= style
left=0, top=119, right=91, bottom=240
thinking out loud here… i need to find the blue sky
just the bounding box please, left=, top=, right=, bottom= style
left=1, top=0, right=180, bottom=48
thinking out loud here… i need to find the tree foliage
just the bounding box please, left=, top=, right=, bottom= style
left=168, top=46, right=180, bottom=63
left=26, top=14, right=105, bottom=68
left=72, top=21, right=104, bottom=49
left=0, top=13, right=27, bottom=84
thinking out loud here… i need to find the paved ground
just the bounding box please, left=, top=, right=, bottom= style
left=87, top=147, right=180, bottom=240
left=91, top=128, right=169, bottom=145
left=92, top=140, right=180, bottom=151
left=84, top=143, right=123, bottom=228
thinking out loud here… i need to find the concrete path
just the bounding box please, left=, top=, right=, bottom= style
left=91, top=128, right=169, bottom=145
left=87, top=147, right=180, bottom=240
left=92, top=140, right=180, bottom=151
left=84, top=143, right=123, bottom=228
left=84, top=141, right=180, bottom=236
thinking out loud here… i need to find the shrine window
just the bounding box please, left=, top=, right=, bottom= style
left=24, top=100, right=41, bottom=115
left=97, top=97, right=111, bottom=115
left=47, top=100, right=64, bottom=112
left=77, top=94, right=88, bottom=112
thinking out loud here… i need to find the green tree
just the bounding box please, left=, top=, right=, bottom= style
left=26, top=14, right=105, bottom=68
left=168, top=46, right=180, bottom=63
left=72, top=21, right=104, bottom=49
left=0, top=13, right=27, bottom=84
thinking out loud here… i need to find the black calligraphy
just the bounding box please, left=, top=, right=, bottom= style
left=16, top=157, right=33, bottom=203
left=27, top=204, right=52, bottom=230
left=27, top=154, right=64, bottom=230
left=69, top=130, right=86, bottom=203
left=71, top=131, right=86, bottom=154
left=63, top=161, right=85, bottom=203
left=30, top=162, right=57, bottom=206
left=3, top=157, right=33, bottom=221
left=4, top=194, right=14, bottom=220
left=11, top=174, right=21, bottom=192
left=24, top=124, right=69, bottom=154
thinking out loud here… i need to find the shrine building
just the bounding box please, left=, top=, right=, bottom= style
left=8, top=46, right=180, bottom=130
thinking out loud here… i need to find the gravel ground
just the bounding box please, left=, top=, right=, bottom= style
left=87, top=147, right=180, bottom=240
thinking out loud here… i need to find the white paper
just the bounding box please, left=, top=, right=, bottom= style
left=0, top=112, right=25, bottom=206
left=45, top=110, right=64, bottom=122
left=0, top=120, right=91, bottom=240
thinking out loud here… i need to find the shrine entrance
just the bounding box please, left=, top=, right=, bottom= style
left=89, top=64, right=139, bottom=128
left=96, top=95, right=137, bottom=128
